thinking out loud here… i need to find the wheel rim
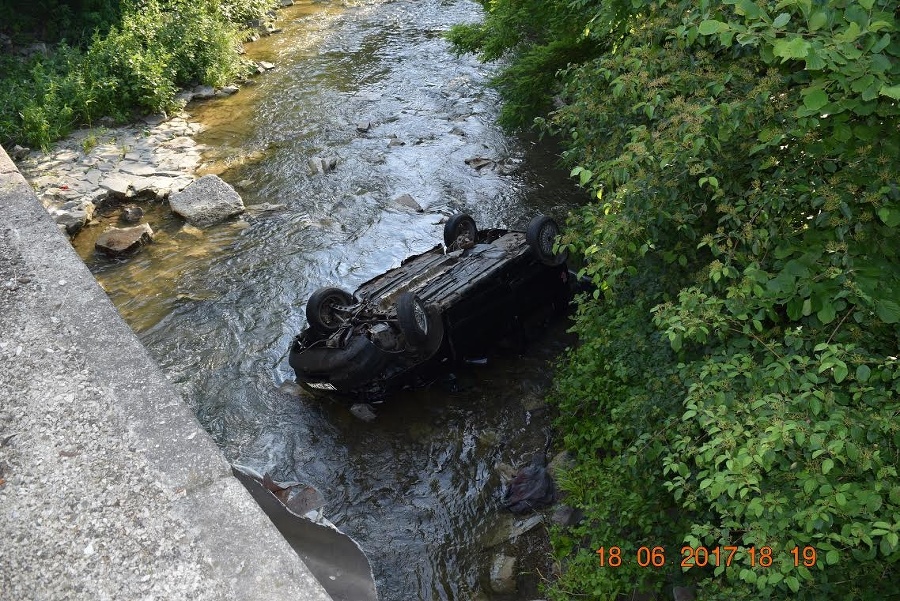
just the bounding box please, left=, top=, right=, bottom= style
left=320, top=295, right=346, bottom=328
left=456, top=220, right=476, bottom=241
left=539, top=222, right=558, bottom=257
left=413, top=301, right=428, bottom=335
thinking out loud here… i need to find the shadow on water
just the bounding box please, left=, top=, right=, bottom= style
left=75, top=0, right=588, bottom=598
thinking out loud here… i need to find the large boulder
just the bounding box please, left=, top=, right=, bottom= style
left=95, top=223, right=153, bottom=257
left=168, top=174, right=245, bottom=227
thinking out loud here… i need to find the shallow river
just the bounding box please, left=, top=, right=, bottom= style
left=76, top=0, right=585, bottom=598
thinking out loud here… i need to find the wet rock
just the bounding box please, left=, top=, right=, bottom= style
left=258, top=61, right=275, bottom=71
left=308, top=156, right=338, bottom=175
left=487, top=554, right=517, bottom=595
left=481, top=514, right=543, bottom=549
left=465, top=156, right=495, bottom=171
left=121, top=205, right=144, bottom=223
left=52, top=201, right=95, bottom=235
left=279, top=0, right=294, bottom=6
left=392, top=193, right=423, bottom=212
left=168, top=174, right=245, bottom=227
left=350, top=404, right=377, bottom=422
left=449, top=126, right=466, bottom=137
left=356, top=121, right=372, bottom=133
left=142, top=113, right=167, bottom=126
left=502, top=453, right=556, bottom=514
left=192, top=85, right=216, bottom=100
left=95, top=223, right=153, bottom=257
left=550, top=504, right=582, bottom=527
left=10, top=145, right=30, bottom=161
left=387, top=137, right=405, bottom=147
left=216, top=85, right=240, bottom=98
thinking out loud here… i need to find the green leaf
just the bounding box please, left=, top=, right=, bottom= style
left=877, top=207, right=900, bottom=227
left=822, top=458, right=835, bottom=474
left=699, top=20, right=729, bottom=35
left=875, top=300, right=900, bottom=324
left=774, top=37, right=811, bottom=60
left=856, top=364, right=871, bottom=382
left=802, top=88, right=829, bottom=111
left=773, top=12, right=790, bottom=27
left=817, top=302, right=836, bottom=324
left=826, top=549, right=839, bottom=564
left=859, top=0, right=874, bottom=8
left=786, top=576, right=800, bottom=592
left=833, top=362, right=848, bottom=383
left=808, top=10, right=828, bottom=31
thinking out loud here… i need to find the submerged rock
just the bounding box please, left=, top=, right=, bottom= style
left=95, top=223, right=153, bottom=257
left=308, top=156, right=338, bottom=175
left=168, top=174, right=245, bottom=227
left=487, top=554, right=517, bottom=595
left=121, top=205, right=144, bottom=223
left=392, top=193, right=423, bottom=212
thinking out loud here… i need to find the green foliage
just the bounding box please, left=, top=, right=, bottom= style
left=446, top=0, right=603, bottom=127
left=0, top=0, right=123, bottom=46
left=455, top=0, right=900, bottom=597
left=0, top=0, right=263, bottom=148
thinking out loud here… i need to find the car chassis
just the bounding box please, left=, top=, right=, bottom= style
left=288, top=214, right=572, bottom=400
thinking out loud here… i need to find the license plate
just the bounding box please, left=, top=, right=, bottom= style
left=306, top=381, right=336, bottom=391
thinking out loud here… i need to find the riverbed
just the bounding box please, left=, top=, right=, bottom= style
left=71, top=0, right=585, bottom=598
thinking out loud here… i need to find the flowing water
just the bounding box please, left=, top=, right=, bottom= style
left=73, top=0, right=586, bottom=598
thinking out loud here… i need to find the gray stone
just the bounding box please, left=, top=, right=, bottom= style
left=10, top=145, right=29, bottom=161
left=550, top=505, right=583, bottom=527
left=168, top=174, right=245, bottom=227
left=118, top=162, right=157, bottom=177
left=488, top=554, right=517, bottom=595
left=99, top=174, right=133, bottom=198
left=356, top=121, right=372, bottom=133
left=193, top=85, right=216, bottom=100
left=121, top=205, right=144, bottom=223
left=219, top=85, right=240, bottom=96
left=673, top=586, right=696, bottom=601
left=53, top=205, right=93, bottom=235
left=258, top=61, right=275, bottom=70
left=308, top=156, right=338, bottom=175
left=387, top=137, right=405, bottom=147
left=142, top=113, right=168, bottom=126
left=393, top=193, right=423, bottom=212
left=95, top=223, right=153, bottom=256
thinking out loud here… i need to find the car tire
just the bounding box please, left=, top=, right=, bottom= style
left=443, top=214, right=478, bottom=249
left=306, top=287, right=354, bottom=334
left=396, top=292, right=430, bottom=348
left=526, top=215, right=568, bottom=266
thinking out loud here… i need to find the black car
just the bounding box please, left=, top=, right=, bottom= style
left=288, top=213, right=572, bottom=399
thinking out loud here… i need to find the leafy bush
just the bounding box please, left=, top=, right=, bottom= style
left=0, top=0, right=263, bottom=147
left=454, top=0, right=900, bottom=597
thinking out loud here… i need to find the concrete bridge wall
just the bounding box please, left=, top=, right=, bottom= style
left=0, top=145, right=332, bottom=601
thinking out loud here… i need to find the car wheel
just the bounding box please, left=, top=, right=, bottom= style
left=526, top=215, right=568, bottom=266
left=443, top=213, right=478, bottom=250
left=306, top=287, right=354, bottom=334
left=396, top=292, right=430, bottom=348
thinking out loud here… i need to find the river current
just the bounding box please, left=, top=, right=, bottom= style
left=76, top=0, right=585, bottom=598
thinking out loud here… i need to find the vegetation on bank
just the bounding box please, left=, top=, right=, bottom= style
left=0, top=0, right=276, bottom=149
left=451, top=0, right=899, bottom=598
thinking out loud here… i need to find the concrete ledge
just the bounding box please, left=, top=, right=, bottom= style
left=0, top=145, right=332, bottom=601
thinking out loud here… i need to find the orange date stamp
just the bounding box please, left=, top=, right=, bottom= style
left=596, top=546, right=819, bottom=569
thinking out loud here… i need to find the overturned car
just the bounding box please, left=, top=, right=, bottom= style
left=288, top=213, right=572, bottom=399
